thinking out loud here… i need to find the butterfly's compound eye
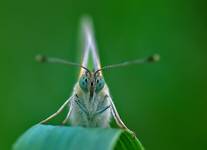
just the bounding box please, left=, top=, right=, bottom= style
left=79, top=76, right=89, bottom=92
left=95, top=77, right=105, bottom=92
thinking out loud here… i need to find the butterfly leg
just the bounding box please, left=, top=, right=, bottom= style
left=95, top=105, right=111, bottom=115
left=107, top=96, right=136, bottom=137
left=39, top=96, right=73, bottom=124
left=62, top=103, right=73, bottom=125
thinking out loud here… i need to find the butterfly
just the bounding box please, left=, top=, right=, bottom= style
left=36, top=16, right=159, bottom=136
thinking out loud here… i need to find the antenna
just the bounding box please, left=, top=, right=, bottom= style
left=94, top=54, right=160, bottom=75
left=35, top=55, right=91, bottom=75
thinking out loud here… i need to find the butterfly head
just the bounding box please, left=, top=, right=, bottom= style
left=79, top=70, right=105, bottom=94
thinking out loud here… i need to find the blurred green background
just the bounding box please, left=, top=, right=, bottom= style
left=0, top=0, right=207, bottom=149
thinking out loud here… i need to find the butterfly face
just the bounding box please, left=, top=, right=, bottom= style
left=79, top=71, right=105, bottom=94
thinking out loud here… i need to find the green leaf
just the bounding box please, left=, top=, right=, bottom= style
left=13, top=125, right=144, bottom=150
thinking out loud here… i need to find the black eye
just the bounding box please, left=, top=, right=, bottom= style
left=96, top=79, right=99, bottom=83
left=85, top=78, right=88, bottom=82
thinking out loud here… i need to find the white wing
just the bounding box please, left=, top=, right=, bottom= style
left=81, top=16, right=101, bottom=72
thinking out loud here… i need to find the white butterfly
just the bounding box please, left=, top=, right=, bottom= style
left=37, top=16, right=159, bottom=136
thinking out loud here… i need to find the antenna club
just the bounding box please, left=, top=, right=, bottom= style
left=148, top=54, right=160, bottom=62
left=35, top=55, right=47, bottom=63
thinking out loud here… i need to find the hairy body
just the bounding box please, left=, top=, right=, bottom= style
left=69, top=83, right=111, bottom=127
